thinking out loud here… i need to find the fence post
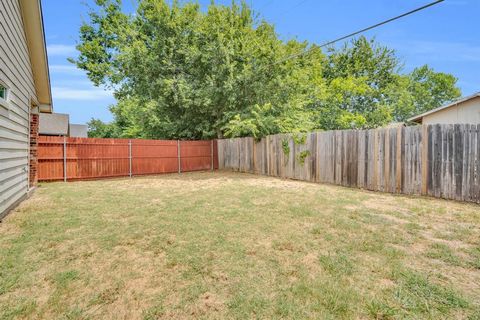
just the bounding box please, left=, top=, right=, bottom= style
left=63, top=136, right=67, bottom=182
left=211, top=140, right=214, bottom=171
left=129, top=139, right=132, bottom=178
left=177, top=140, right=181, bottom=173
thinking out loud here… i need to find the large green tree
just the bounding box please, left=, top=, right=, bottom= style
left=312, top=38, right=461, bottom=129
left=74, top=1, right=461, bottom=139
left=74, top=0, right=322, bottom=139
left=390, top=65, right=461, bottom=122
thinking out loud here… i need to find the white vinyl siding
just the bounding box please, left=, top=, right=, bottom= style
left=0, top=0, right=36, bottom=217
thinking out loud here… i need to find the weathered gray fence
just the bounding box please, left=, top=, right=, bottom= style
left=217, top=124, right=480, bottom=203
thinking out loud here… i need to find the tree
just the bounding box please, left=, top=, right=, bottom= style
left=73, top=0, right=322, bottom=139
left=391, top=65, right=461, bottom=122
left=87, top=118, right=117, bottom=138
left=311, top=37, right=461, bottom=128
left=73, top=1, right=461, bottom=139
left=312, top=37, right=399, bottom=129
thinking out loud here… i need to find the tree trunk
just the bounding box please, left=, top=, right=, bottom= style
left=216, top=128, right=223, bottom=139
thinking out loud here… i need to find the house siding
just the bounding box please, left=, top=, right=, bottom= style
left=422, top=96, right=480, bottom=125
left=0, top=0, right=36, bottom=218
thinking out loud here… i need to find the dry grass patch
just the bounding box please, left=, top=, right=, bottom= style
left=1, top=171, right=479, bottom=319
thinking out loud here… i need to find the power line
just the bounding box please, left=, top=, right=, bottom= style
left=320, top=0, right=444, bottom=48
left=162, top=0, right=445, bottom=83
left=269, top=0, right=445, bottom=67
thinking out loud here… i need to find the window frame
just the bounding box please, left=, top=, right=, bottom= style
left=0, top=81, right=10, bottom=109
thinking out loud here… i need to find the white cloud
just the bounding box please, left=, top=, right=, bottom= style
left=52, top=79, right=98, bottom=88
left=398, top=40, right=480, bottom=62
left=49, top=64, right=83, bottom=75
left=52, top=87, right=114, bottom=101
left=47, top=44, right=76, bottom=56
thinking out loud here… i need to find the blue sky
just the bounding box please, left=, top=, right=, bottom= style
left=42, top=0, right=480, bottom=124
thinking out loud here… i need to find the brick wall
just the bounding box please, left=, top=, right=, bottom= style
left=29, top=113, right=39, bottom=187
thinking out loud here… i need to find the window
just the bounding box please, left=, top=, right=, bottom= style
left=0, top=84, right=6, bottom=100
left=0, top=83, right=9, bottom=110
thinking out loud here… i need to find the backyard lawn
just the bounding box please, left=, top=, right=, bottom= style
left=1, top=172, right=479, bottom=319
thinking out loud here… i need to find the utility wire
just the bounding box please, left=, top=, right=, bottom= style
left=165, top=0, right=445, bottom=82
left=269, top=0, right=445, bottom=67
left=319, top=0, right=444, bottom=48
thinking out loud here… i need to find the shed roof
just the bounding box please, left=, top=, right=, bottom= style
left=69, top=124, right=88, bottom=138
left=39, top=113, right=69, bottom=135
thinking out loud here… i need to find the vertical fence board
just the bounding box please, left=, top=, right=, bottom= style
left=357, top=130, right=365, bottom=188
left=454, top=125, right=463, bottom=200
left=476, top=125, right=480, bottom=203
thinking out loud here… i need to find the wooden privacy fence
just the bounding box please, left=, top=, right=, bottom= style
left=38, top=136, right=218, bottom=181
left=217, top=124, right=480, bottom=204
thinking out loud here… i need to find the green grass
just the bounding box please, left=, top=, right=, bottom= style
left=0, top=171, right=479, bottom=319
left=426, top=243, right=463, bottom=267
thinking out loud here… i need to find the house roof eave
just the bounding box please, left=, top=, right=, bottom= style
left=19, top=0, right=53, bottom=113
left=407, top=92, right=480, bottom=123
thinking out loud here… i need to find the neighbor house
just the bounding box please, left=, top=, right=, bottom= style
left=1, top=0, right=52, bottom=218
left=408, top=92, right=480, bottom=125
left=69, top=124, right=88, bottom=138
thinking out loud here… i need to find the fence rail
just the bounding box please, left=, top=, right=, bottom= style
left=217, top=124, right=480, bottom=204
left=38, top=136, right=218, bottom=181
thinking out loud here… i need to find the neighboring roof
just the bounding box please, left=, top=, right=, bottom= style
left=39, top=113, right=69, bottom=135
left=408, top=92, right=480, bottom=123
left=19, top=0, right=52, bottom=112
left=69, top=124, right=88, bottom=138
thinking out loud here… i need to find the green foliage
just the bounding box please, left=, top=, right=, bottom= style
left=296, top=150, right=310, bottom=166
left=223, top=104, right=277, bottom=140
left=281, top=138, right=290, bottom=160
left=392, top=65, right=461, bottom=122
left=292, top=133, right=307, bottom=145
left=74, top=0, right=320, bottom=139
left=73, top=1, right=461, bottom=139
left=315, top=38, right=398, bottom=129
left=311, top=38, right=460, bottom=129
left=87, top=118, right=118, bottom=138
left=283, top=133, right=310, bottom=166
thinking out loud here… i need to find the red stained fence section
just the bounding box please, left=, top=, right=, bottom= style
left=38, top=136, right=218, bottom=181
